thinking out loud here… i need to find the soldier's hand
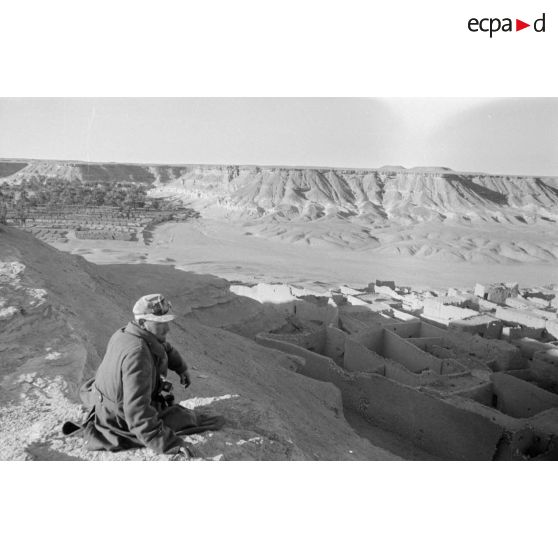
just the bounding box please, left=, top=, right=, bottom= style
left=178, top=369, right=191, bottom=388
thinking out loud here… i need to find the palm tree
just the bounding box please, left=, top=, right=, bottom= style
left=0, top=202, right=8, bottom=225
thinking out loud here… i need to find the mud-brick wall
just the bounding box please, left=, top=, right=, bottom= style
left=441, top=358, right=468, bottom=374
left=383, top=321, right=421, bottom=338
left=485, top=320, right=504, bottom=339
left=449, top=316, right=503, bottom=339
left=495, top=307, right=548, bottom=329
left=423, top=299, right=479, bottom=322
left=294, top=299, right=339, bottom=326
left=406, top=336, right=444, bottom=349
left=339, top=313, right=397, bottom=335
left=508, top=325, right=546, bottom=340
left=383, top=330, right=443, bottom=373
left=513, top=338, right=555, bottom=359
left=256, top=333, right=508, bottom=459
left=383, top=360, right=430, bottom=387
left=391, top=309, right=420, bottom=322
left=344, top=338, right=385, bottom=374
left=456, top=383, right=494, bottom=407
left=530, top=349, right=558, bottom=390
left=324, top=326, right=348, bottom=365
left=342, top=374, right=506, bottom=460
left=255, top=335, right=350, bottom=384
left=442, top=330, right=526, bottom=371
left=420, top=321, right=447, bottom=337
left=259, top=328, right=326, bottom=353
left=492, top=372, right=558, bottom=418
left=383, top=320, right=446, bottom=339
left=350, top=324, right=384, bottom=353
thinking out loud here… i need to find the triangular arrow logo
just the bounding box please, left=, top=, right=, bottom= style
left=516, top=19, right=530, bottom=31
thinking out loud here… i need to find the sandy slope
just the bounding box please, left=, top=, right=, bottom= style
left=0, top=225, right=397, bottom=460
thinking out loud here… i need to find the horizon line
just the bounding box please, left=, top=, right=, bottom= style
left=1, top=156, right=556, bottom=179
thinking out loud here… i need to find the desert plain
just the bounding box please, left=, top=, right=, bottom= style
left=53, top=216, right=558, bottom=291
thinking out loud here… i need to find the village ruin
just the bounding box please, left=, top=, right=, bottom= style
left=230, top=278, right=558, bottom=460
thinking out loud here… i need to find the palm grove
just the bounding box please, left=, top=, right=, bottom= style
left=0, top=178, right=178, bottom=225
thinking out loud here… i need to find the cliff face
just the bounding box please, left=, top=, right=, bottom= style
left=2, top=161, right=162, bottom=184
left=3, top=159, right=556, bottom=225
left=155, top=167, right=558, bottom=226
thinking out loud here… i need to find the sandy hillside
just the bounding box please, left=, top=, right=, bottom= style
left=0, top=224, right=398, bottom=461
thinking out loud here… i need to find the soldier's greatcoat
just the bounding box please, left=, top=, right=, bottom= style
left=80, top=321, right=196, bottom=453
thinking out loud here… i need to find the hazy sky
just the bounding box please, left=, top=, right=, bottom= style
left=0, top=98, right=556, bottom=175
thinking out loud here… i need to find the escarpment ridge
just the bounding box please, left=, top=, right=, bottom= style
left=3, top=158, right=557, bottom=227
left=3, top=158, right=558, bottom=264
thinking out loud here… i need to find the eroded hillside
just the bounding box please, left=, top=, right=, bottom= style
left=148, top=165, right=558, bottom=225
left=3, top=160, right=557, bottom=226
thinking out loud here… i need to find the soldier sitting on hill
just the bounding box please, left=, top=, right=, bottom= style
left=63, top=293, right=224, bottom=458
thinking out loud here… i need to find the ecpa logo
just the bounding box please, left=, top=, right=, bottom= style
left=468, top=13, right=546, bottom=37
